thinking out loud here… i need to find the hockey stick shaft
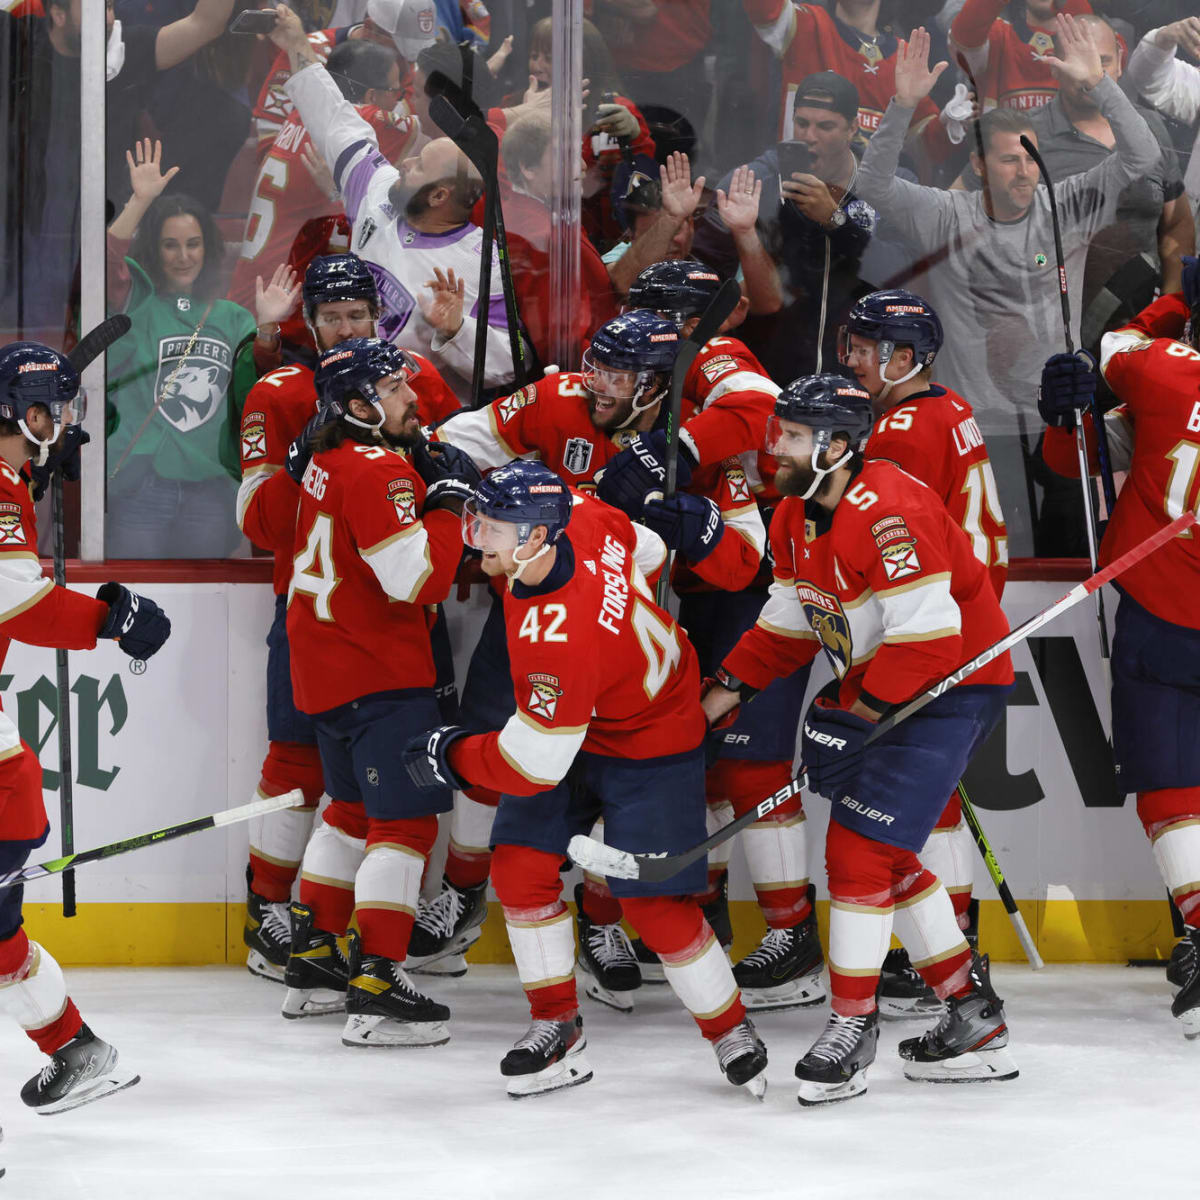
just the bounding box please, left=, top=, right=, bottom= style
left=0, top=790, right=303, bottom=893
left=656, top=278, right=742, bottom=606
left=51, top=470, right=76, bottom=916
left=67, top=313, right=131, bottom=373
left=956, top=781, right=1043, bottom=969
left=570, top=509, right=1197, bottom=882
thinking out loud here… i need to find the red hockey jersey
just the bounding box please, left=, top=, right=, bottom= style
left=951, top=0, right=1093, bottom=113
left=743, top=0, right=946, bottom=160
left=865, top=385, right=1008, bottom=598
left=0, top=460, right=108, bottom=840
left=286, top=438, right=463, bottom=713
left=239, top=355, right=461, bottom=595
left=450, top=495, right=706, bottom=794
left=432, top=372, right=765, bottom=590
left=1044, top=292, right=1200, bottom=631
left=723, top=459, right=1012, bottom=712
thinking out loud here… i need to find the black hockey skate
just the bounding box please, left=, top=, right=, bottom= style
left=733, top=912, right=826, bottom=1012
left=877, top=946, right=944, bottom=1020
left=1166, top=927, right=1198, bottom=995
left=501, top=1014, right=592, bottom=1098
left=898, top=954, right=1018, bottom=1082
left=1169, top=927, right=1200, bottom=1039
left=795, top=1010, right=879, bottom=1106
left=713, top=1018, right=768, bottom=1099
left=20, top=1024, right=139, bottom=1115
left=342, top=931, right=451, bottom=1047
left=963, top=897, right=980, bottom=952
left=243, top=866, right=291, bottom=984
left=406, top=877, right=488, bottom=978
left=575, top=884, right=641, bottom=1012
left=281, top=902, right=350, bottom=1019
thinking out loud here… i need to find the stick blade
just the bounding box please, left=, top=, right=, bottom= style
left=68, top=314, right=132, bottom=373
left=567, top=834, right=640, bottom=880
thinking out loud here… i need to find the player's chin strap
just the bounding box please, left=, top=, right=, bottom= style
left=21, top=420, right=61, bottom=468
left=875, top=339, right=923, bottom=402
left=615, top=374, right=669, bottom=430
left=798, top=441, right=855, bottom=501
left=508, top=539, right=553, bottom=584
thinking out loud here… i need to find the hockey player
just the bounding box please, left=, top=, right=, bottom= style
left=280, top=337, right=478, bottom=1047
left=1038, top=283, right=1200, bottom=1038
left=404, top=460, right=769, bottom=1098
left=0, top=343, right=171, bottom=1112
left=596, top=262, right=825, bottom=1012
left=842, top=288, right=1009, bottom=1016
left=702, top=374, right=1018, bottom=1104
left=237, top=253, right=460, bottom=984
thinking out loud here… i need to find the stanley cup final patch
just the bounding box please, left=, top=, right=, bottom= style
left=526, top=672, right=563, bottom=721
left=562, top=437, right=594, bottom=476
left=0, top=503, right=26, bottom=546
left=388, top=478, right=418, bottom=525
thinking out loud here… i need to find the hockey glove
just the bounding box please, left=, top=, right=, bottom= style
left=699, top=672, right=747, bottom=768
left=411, top=439, right=483, bottom=489
left=1038, top=351, right=1097, bottom=431
left=285, top=406, right=341, bottom=485
left=1183, top=254, right=1200, bottom=311
left=403, top=725, right=471, bottom=792
left=97, top=582, right=171, bottom=661
left=800, top=697, right=875, bottom=802
left=642, top=493, right=723, bottom=562
left=596, top=431, right=694, bottom=516
left=29, top=427, right=90, bottom=502
left=423, top=476, right=474, bottom=516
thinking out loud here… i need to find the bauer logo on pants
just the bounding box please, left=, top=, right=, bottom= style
left=526, top=673, right=563, bottom=721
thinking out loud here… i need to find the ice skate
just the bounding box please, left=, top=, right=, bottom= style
left=406, top=877, right=488, bottom=976
left=712, top=1018, right=768, bottom=1099
left=243, top=866, right=291, bottom=984
left=795, top=1010, right=879, bottom=1106
left=500, top=1015, right=592, bottom=1098
left=20, top=1024, right=139, bottom=1116
left=1166, top=927, right=1198, bottom=996
left=341, top=931, right=451, bottom=1047
left=576, top=885, right=640, bottom=1012
left=877, top=946, right=944, bottom=1020
left=899, top=954, right=1018, bottom=1082
left=1169, top=927, right=1200, bottom=1039
left=281, top=902, right=350, bottom=1018
left=733, top=915, right=826, bottom=1012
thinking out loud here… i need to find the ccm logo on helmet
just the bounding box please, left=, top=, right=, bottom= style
left=804, top=724, right=847, bottom=750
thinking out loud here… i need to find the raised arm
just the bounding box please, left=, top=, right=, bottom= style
left=1125, top=20, right=1200, bottom=128
left=153, top=0, right=236, bottom=72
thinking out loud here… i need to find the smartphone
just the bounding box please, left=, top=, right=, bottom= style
left=777, top=140, right=814, bottom=180
left=228, top=8, right=279, bottom=35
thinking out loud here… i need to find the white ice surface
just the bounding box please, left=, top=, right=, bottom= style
left=0, top=963, right=1193, bottom=1200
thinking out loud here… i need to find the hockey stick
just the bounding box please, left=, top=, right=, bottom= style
left=569, top=509, right=1198, bottom=881
left=655, top=277, right=742, bottom=606
left=0, top=790, right=303, bottom=893
left=48, top=314, right=133, bottom=914
left=1020, top=135, right=1111, bottom=671
left=956, top=781, right=1043, bottom=969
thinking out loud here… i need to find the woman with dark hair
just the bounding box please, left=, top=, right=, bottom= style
left=105, top=138, right=298, bottom=559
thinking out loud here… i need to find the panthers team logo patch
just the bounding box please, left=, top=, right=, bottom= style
left=562, top=437, right=594, bottom=476
left=796, top=582, right=852, bottom=677
left=724, top=459, right=750, bottom=504
left=241, top=411, right=267, bottom=461
left=388, top=478, right=417, bottom=525
left=418, top=6, right=436, bottom=33
left=0, top=503, right=25, bottom=546
left=1029, top=30, right=1054, bottom=60
left=880, top=538, right=922, bottom=580
left=701, top=355, right=737, bottom=384
left=497, top=384, right=537, bottom=425
left=527, top=672, right=563, bottom=721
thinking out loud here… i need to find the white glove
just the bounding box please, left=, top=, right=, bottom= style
left=594, top=101, right=640, bottom=141
left=939, top=83, right=975, bottom=146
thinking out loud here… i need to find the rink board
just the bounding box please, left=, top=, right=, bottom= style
left=9, top=576, right=1173, bottom=965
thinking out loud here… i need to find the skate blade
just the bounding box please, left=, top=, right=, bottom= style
left=902, top=1045, right=1019, bottom=1083
left=1175, top=1006, right=1200, bottom=1039
left=878, top=994, right=945, bottom=1021
left=341, top=1013, right=450, bottom=1048
left=796, top=1071, right=868, bottom=1107
left=246, top=950, right=286, bottom=984
left=409, top=952, right=468, bottom=978
left=35, top=1067, right=140, bottom=1116
left=738, top=1072, right=768, bottom=1101
left=281, top=987, right=347, bottom=1018
left=740, top=969, right=827, bottom=1013
left=506, top=1053, right=594, bottom=1098
left=406, top=926, right=483, bottom=975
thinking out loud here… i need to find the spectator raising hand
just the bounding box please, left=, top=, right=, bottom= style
left=894, top=28, right=950, bottom=110
left=420, top=268, right=468, bottom=340
left=1040, top=13, right=1104, bottom=92
left=254, top=265, right=303, bottom=345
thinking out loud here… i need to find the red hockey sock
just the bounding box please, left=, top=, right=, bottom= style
left=249, top=741, right=325, bottom=900
left=298, top=801, right=367, bottom=935
left=28, top=999, right=83, bottom=1056
left=355, top=816, right=438, bottom=961
left=581, top=876, right=624, bottom=925
left=1138, top=787, right=1200, bottom=925
left=444, top=786, right=499, bottom=889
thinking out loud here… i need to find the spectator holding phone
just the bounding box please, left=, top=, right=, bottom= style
left=694, top=71, right=879, bottom=382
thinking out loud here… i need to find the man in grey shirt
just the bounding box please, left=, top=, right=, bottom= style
left=853, top=18, right=1159, bottom=553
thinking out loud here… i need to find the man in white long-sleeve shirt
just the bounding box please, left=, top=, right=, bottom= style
left=852, top=18, right=1159, bottom=553
left=268, top=6, right=516, bottom=400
